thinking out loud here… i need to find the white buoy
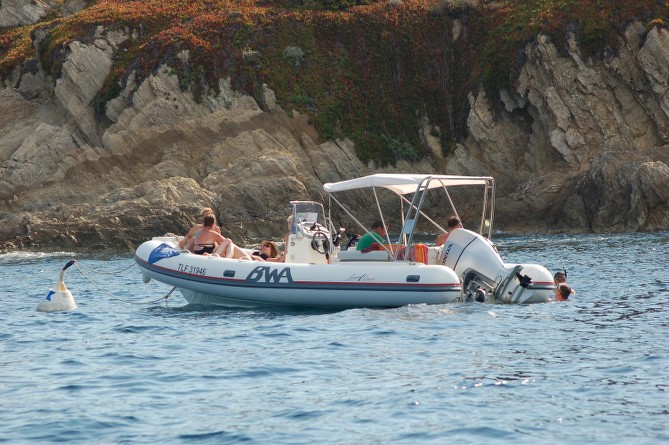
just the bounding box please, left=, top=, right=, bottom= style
left=37, top=260, right=77, bottom=312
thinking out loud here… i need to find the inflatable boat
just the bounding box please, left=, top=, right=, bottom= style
left=135, top=174, right=554, bottom=308
left=135, top=201, right=461, bottom=309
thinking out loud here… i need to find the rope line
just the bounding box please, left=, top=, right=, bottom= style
left=74, top=260, right=136, bottom=275
left=71, top=261, right=175, bottom=305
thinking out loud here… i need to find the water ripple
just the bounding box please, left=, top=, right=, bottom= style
left=0, top=234, right=668, bottom=443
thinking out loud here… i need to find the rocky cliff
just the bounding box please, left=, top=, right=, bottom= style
left=457, top=25, right=669, bottom=233
left=0, top=4, right=668, bottom=252
left=0, top=0, right=86, bottom=27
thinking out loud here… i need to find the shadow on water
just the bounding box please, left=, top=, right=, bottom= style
left=144, top=302, right=346, bottom=319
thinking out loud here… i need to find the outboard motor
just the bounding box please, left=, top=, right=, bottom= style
left=439, top=228, right=553, bottom=304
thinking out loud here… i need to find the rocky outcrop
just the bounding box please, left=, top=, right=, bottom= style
left=0, top=0, right=56, bottom=27
left=0, top=35, right=391, bottom=251
left=0, top=20, right=668, bottom=252
left=0, top=0, right=86, bottom=27
left=454, top=25, right=669, bottom=232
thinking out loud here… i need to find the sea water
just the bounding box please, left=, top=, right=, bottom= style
left=1, top=233, right=667, bottom=444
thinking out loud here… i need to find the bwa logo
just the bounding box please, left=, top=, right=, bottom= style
left=246, top=266, right=294, bottom=284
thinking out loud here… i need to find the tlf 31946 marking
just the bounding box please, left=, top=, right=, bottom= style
left=178, top=263, right=207, bottom=276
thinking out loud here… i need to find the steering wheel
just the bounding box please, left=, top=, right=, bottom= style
left=311, top=230, right=330, bottom=254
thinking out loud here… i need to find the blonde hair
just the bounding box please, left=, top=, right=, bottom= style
left=201, top=207, right=214, bottom=216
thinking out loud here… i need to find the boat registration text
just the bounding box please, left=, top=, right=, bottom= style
left=178, top=263, right=207, bottom=276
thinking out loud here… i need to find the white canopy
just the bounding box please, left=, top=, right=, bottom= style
left=323, top=174, right=494, bottom=195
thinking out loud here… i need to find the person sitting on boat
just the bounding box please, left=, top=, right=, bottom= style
left=265, top=215, right=292, bottom=262
left=251, top=240, right=280, bottom=261
left=211, top=236, right=253, bottom=259
left=192, top=214, right=227, bottom=255
left=357, top=221, right=387, bottom=253
left=555, top=283, right=572, bottom=301
left=179, top=207, right=221, bottom=252
left=436, top=215, right=463, bottom=246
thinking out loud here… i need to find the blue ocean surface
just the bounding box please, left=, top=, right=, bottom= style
left=1, top=233, right=667, bottom=444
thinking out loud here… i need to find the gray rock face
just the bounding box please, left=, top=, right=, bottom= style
left=0, top=41, right=383, bottom=250
left=0, top=21, right=668, bottom=252
left=0, top=0, right=55, bottom=27
left=461, top=26, right=669, bottom=233
left=0, top=0, right=85, bottom=26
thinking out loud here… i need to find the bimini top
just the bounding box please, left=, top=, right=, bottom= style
left=323, top=173, right=494, bottom=196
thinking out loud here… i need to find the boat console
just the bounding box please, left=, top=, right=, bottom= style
left=285, top=201, right=337, bottom=264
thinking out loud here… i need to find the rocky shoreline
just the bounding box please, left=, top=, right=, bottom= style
left=1, top=4, right=668, bottom=252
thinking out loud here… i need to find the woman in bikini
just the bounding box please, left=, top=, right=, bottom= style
left=251, top=240, right=280, bottom=261
left=192, top=215, right=227, bottom=255
left=179, top=207, right=221, bottom=252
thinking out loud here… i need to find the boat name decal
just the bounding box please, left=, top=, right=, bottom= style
left=246, top=266, right=294, bottom=284
left=346, top=274, right=374, bottom=282
left=177, top=263, right=207, bottom=276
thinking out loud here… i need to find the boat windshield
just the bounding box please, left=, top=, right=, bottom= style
left=290, top=201, right=327, bottom=232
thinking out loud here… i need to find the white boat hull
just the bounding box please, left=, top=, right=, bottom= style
left=135, top=239, right=462, bottom=309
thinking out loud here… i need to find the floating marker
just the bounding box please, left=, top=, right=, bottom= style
left=37, top=260, right=77, bottom=312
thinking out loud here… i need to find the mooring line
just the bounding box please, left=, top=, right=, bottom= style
left=72, top=261, right=175, bottom=305
left=74, top=260, right=136, bottom=275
